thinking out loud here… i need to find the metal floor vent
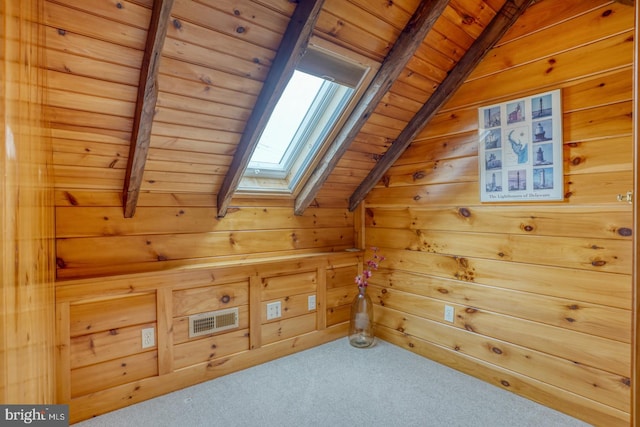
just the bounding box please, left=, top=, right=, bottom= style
left=188, top=307, right=239, bottom=338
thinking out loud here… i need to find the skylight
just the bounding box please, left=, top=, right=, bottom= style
left=249, top=71, right=323, bottom=168
left=239, top=42, right=373, bottom=195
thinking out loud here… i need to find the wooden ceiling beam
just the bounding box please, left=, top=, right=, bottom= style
left=293, top=0, right=451, bottom=216
left=123, top=0, right=174, bottom=218
left=348, top=0, right=537, bottom=212
left=216, top=0, right=326, bottom=218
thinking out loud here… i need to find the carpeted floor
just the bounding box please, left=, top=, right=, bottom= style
left=75, top=338, right=592, bottom=426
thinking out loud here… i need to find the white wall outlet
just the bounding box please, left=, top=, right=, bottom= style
left=308, top=294, right=316, bottom=311
left=142, top=327, right=155, bottom=348
left=266, top=301, right=282, bottom=320
left=444, top=305, right=455, bottom=323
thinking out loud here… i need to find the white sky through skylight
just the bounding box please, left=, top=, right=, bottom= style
left=251, top=71, right=324, bottom=166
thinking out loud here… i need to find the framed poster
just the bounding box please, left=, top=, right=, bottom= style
left=478, top=89, right=563, bottom=202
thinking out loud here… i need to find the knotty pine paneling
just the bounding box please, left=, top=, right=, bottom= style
left=363, top=1, right=634, bottom=426
left=54, top=182, right=359, bottom=278
left=315, top=0, right=510, bottom=203
left=56, top=253, right=358, bottom=423
left=0, top=0, right=56, bottom=404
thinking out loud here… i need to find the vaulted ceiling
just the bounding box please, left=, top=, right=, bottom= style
left=48, top=0, right=628, bottom=219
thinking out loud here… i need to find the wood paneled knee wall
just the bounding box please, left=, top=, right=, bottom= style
left=55, top=253, right=359, bottom=424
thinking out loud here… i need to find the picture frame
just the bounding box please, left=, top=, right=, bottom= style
left=478, top=89, right=563, bottom=202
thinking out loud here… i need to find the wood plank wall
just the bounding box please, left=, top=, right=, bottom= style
left=633, top=2, right=639, bottom=425
left=55, top=191, right=356, bottom=279
left=364, top=1, right=634, bottom=426
left=42, top=0, right=379, bottom=280
left=0, top=0, right=56, bottom=403
left=55, top=252, right=359, bottom=423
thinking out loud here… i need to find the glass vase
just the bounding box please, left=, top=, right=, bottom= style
left=349, top=286, right=374, bottom=348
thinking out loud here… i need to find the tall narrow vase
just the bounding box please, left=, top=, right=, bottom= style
left=349, top=286, right=374, bottom=348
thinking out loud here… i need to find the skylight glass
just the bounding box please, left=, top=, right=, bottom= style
left=250, top=71, right=323, bottom=167
left=240, top=42, right=372, bottom=194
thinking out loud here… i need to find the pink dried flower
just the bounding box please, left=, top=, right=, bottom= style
left=356, top=247, right=385, bottom=290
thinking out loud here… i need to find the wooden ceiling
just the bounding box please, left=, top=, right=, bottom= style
left=45, top=0, right=575, bottom=218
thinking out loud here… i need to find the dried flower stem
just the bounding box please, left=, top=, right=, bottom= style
left=355, top=247, right=385, bottom=289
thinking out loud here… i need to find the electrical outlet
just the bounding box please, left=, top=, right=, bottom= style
left=444, top=305, right=454, bottom=323
left=266, top=301, right=282, bottom=320
left=141, top=327, right=155, bottom=348
left=308, top=294, right=316, bottom=311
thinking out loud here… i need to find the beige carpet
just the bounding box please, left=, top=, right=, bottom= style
left=75, top=338, right=592, bottom=426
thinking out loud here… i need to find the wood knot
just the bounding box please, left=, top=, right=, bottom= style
left=602, top=9, right=613, bottom=17
left=408, top=342, right=414, bottom=348
left=236, top=26, right=246, bottom=34
left=381, top=289, right=387, bottom=294
left=501, top=380, right=510, bottom=387
left=437, top=288, right=449, bottom=294
left=412, top=171, right=425, bottom=181
left=462, top=14, right=474, bottom=25
left=64, top=191, right=79, bottom=206
left=458, top=207, right=471, bottom=218
left=523, top=224, right=534, bottom=232
left=172, top=19, right=182, bottom=30
left=571, top=156, right=582, bottom=166
left=220, top=295, right=231, bottom=304
left=382, top=176, right=391, bottom=187
left=56, top=257, right=66, bottom=268
left=57, top=28, right=66, bottom=35
left=413, top=195, right=421, bottom=201
left=621, top=377, right=631, bottom=387
left=492, top=347, right=502, bottom=355
left=618, top=227, right=632, bottom=237
left=116, top=2, right=123, bottom=9
left=465, top=308, right=477, bottom=314
left=157, top=255, right=167, bottom=261
left=233, top=9, right=240, bottom=15
left=591, top=259, right=607, bottom=267
left=565, top=317, right=576, bottom=323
